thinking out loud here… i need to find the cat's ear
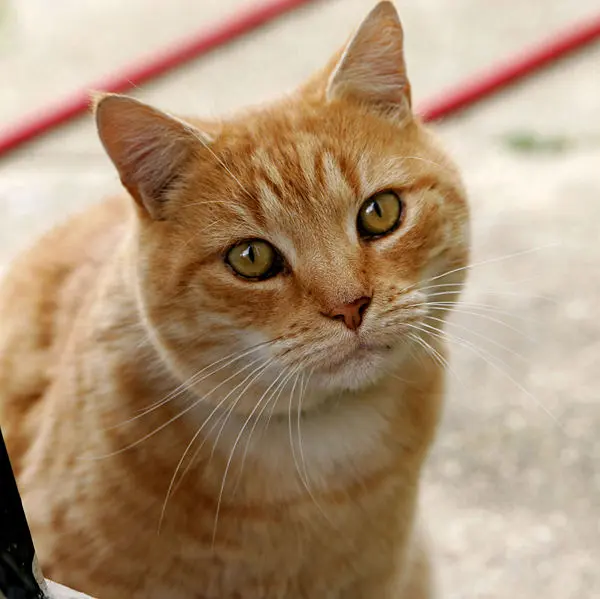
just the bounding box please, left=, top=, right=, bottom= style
left=94, top=94, right=210, bottom=220
left=326, top=1, right=411, bottom=121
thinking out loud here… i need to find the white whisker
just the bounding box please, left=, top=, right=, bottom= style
left=172, top=359, right=276, bottom=499
left=408, top=300, right=535, bottom=323
left=108, top=340, right=274, bottom=430
left=88, top=354, right=268, bottom=461
left=212, top=365, right=291, bottom=546
left=424, top=313, right=529, bottom=363
left=419, top=244, right=558, bottom=288
left=295, top=369, right=336, bottom=524
left=419, top=282, right=557, bottom=304
left=158, top=358, right=275, bottom=530
left=231, top=364, right=302, bottom=497
left=413, top=321, right=562, bottom=427
left=405, top=328, right=457, bottom=380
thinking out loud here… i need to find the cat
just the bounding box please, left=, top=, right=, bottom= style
left=0, top=2, right=469, bottom=598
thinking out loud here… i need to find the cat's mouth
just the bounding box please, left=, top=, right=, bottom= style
left=357, top=341, right=393, bottom=352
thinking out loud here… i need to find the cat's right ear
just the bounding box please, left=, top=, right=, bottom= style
left=94, top=94, right=210, bottom=220
left=326, top=1, right=411, bottom=122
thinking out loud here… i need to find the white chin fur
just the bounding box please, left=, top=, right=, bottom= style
left=311, top=347, right=400, bottom=394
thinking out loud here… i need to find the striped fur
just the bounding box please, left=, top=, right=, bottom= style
left=0, top=3, right=468, bottom=598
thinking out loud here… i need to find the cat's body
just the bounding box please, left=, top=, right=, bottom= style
left=0, top=195, right=437, bottom=598
left=0, top=3, right=468, bottom=598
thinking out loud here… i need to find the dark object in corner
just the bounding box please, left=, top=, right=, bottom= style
left=0, top=428, right=45, bottom=599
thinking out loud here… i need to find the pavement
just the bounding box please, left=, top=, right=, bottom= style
left=1, top=1, right=599, bottom=597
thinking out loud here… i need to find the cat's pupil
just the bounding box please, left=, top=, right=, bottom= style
left=364, top=200, right=383, bottom=221
left=244, top=245, right=255, bottom=263
left=373, top=200, right=383, bottom=218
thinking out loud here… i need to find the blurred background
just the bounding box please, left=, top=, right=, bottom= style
left=0, top=0, right=599, bottom=597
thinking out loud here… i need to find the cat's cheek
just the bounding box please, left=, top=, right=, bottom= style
left=376, top=218, right=444, bottom=281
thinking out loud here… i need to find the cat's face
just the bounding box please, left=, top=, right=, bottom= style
left=96, top=2, right=469, bottom=413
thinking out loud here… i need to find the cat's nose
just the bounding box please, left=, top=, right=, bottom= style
left=325, top=296, right=371, bottom=331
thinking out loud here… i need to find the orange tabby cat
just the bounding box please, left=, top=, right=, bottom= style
left=0, top=3, right=469, bottom=598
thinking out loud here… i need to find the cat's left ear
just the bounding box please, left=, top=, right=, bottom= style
left=94, top=93, right=210, bottom=220
left=326, top=1, right=411, bottom=121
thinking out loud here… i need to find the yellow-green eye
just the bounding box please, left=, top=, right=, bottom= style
left=226, top=239, right=281, bottom=280
left=357, top=191, right=403, bottom=238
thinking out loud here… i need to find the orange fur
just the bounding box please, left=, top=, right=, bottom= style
left=0, top=3, right=469, bottom=598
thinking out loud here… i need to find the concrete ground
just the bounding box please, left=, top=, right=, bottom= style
left=1, top=0, right=599, bottom=597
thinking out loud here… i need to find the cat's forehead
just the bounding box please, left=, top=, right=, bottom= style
left=251, top=133, right=363, bottom=201
left=190, top=109, right=457, bottom=252
left=224, top=107, right=433, bottom=201
left=225, top=113, right=408, bottom=212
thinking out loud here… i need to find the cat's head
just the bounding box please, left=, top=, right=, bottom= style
left=95, top=2, right=469, bottom=412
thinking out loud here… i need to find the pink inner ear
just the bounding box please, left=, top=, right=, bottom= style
left=326, top=2, right=411, bottom=115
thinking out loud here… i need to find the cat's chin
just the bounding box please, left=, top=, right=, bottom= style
left=310, top=344, right=401, bottom=394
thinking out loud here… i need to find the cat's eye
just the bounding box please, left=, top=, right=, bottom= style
left=226, top=239, right=281, bottom=280
left=357, top=191, right=403, bottom=238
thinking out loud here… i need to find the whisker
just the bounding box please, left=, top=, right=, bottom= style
left=405, top=329, right=457, bottom=380
left=189, top=131, right=257, bottom=205
left=397, top=244, right=558, bottom=299
left=424, top=313, right=529, bottom=362
left=407, top=300, right=535, bottom=323
left=212, top=365, right=291, bottom=546
left=287, top=370, right=330, bottom=515
left=412, top=321, right=562, bottom=426
left=180, top=217, right=229, bottom=249
left=419, top=282, right=557, bottom=304
left=296, top=371, right=312, bottom=486
left=401, top=155, right=449, bottom=171
left=206, top=358, right=286, bottom=467
left=292, top=370, right=355, bottom=548
left=407, top=332, right=467, bottom=391
left=429, top=304, right=537, bottom=342
left=87, top=354, right=268, bottom=461
left=424, top=289, right=554, bottom=305
left=231, top=364, right=302, bottom=497
left=108, top=340, right=276, bottom=430
left=158, top=358, right=275, bottom=530
left=287, top=371, right=308, bottom=493
left=171, top=358, right=276, bottom=498
left=419, top=244, right=558, bottom=288
left=295, top=369, right=334, bottom=521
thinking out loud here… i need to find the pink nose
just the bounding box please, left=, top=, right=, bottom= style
left=325, top=296, right=371, bottom=331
